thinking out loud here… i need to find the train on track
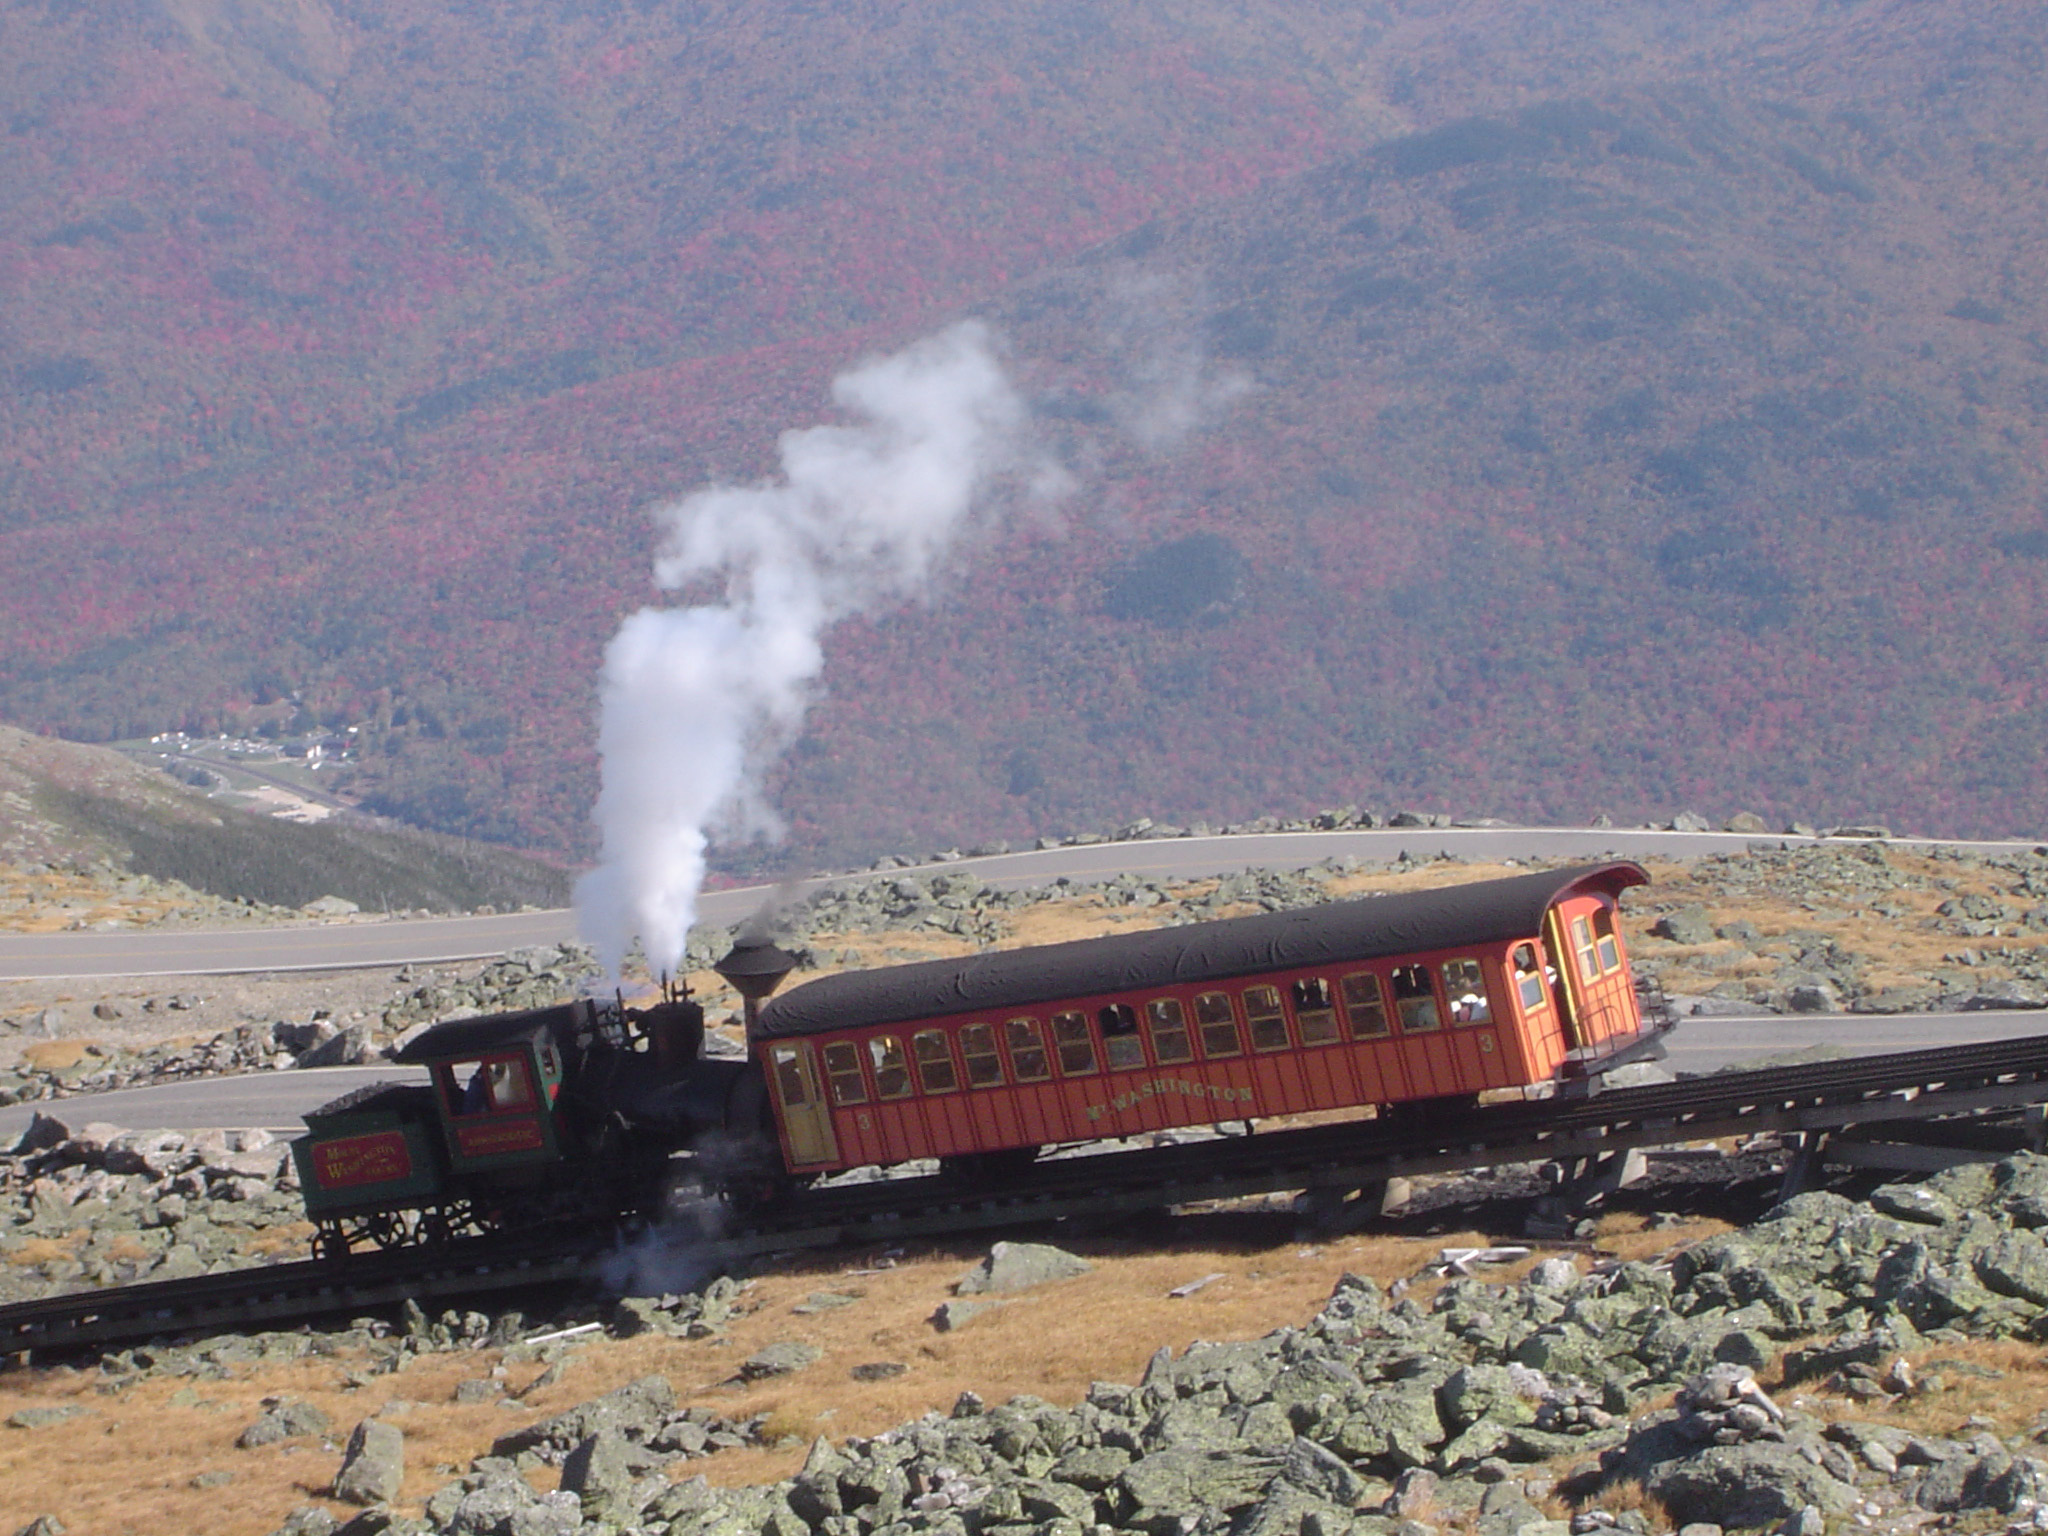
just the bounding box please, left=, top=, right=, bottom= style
left=292, top=861, right=1673, bottom=1259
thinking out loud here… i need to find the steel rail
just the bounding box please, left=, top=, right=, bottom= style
left=8, top=1032, right=2048, bottom=1357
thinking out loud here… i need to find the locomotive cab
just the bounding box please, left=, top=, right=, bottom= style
left=409, top=1014, right=567, bottom=1175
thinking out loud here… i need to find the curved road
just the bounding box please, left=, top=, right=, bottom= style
left=3, top=1011, right=2045, bottom=1142
left=4, top=826, right=2042, bottom=981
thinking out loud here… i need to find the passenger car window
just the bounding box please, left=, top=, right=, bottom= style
left=1291, top=978, right=1340, bottom=1045
left=1391, top=965, right=1441, bottom=1032
left=912, top=1030, right=959, bottom=1093
left=1441, top=958, right=1493, bottom=1024
left=869, top=1036, right=912, bottom=1099
left=1571, top=916, right=1600, bottom=982
left=823, top=1041, right=868, bottom=1105
left=1243, top=985, right=1290, bottom=1051
left=1512, top=945, right=1547, bottom=1010
left=1051, top=1012, right=1097, bottom=1076
left=771, top=1045, right=810, bottom=1107
left=959, top=1023, right=1005, bottom=1088
left=1006, top=1018, right=1052, bottom=1081
left=1195, top=992, right=1242, bottom=1057
left=1592, top=908, right=1621, bottom=972
left=1099, top=1003, right=1145, bottom=1070
left=1146, top=999, right=1194, bottom=1064
left=1340, top=973, right=1388, bottom=1038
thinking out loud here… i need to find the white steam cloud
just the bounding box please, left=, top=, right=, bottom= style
left=575, top=321, right=1026, bottom=980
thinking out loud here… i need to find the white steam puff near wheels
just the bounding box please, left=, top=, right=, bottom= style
left=573, top=321, right=1040, bottom=983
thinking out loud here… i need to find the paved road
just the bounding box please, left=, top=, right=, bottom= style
left=0, top=1065, right=427, bottom=1140
left=5, top=826, right=2042, bottom=981
left=5, top=1012, right=2042, bottom=1141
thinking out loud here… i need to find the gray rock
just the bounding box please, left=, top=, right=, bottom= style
left=741, top=1340, right=822, bottom=1379
left=333, top=1419, right=404, bottom=1506
left=1644, top=1443, right=1857, bottom=1529
left=1114, top=1445, right=1278, bottom=1534
left=1051, top=1444, right=1133, bottom=1491
left=492, top=1373, right=674, bottom=1456
left=508, top=1494, right=582, bottom=1536
left=267, top=1508, right=339, bottom=1536
left=239, top=1398, right=335, bottom=1447
left=436, top=1476, right=535, bottom=1535
left=1975, top=1230, right=2048, bottom=1306
left=1439, top=1365, right=1543, bottom=1431
left=1281, top=1435, right=1368, bottom=1505
left=957, top=1241, right=1093, bottom=1294
left=1524, top=1257, right=1581, bottom=1291
left=1870, top=1184, right=1959, bottom=1225
left=1383, top=1466, right=1440, bottom=1517
left=1653, top=909, right=1718, bottom=946
left=1331, top=1386, right=1445, bottom=1471
left=11, top=1111, right=72, bottom=1155
left=1783, top=983, right=1840, bottom=1014
left=297, top=1023, right=374, bottom=1069
left=560, top=1429, right=660, bottom=1521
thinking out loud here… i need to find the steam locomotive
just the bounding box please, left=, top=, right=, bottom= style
left=292, top=861, right=1669, bottom=1258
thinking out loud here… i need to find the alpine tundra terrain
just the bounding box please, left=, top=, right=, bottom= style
left=4, top=827, right=2048, bottom=1531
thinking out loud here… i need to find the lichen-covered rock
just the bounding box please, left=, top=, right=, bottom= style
left=1327, top=1384, right=1445, bottom=1471
left=1111, top=1444, right=1279, bottom=1533
left=332, top=1419, right=404, bottom=1507
left=491, top=1373, right=674, bottom=1457
left=956, top=1241, right=1093, bottom=1294
left=1975, top=1230, right=2048, bottom=1307
left=559, top=1428, right=662, bottom=1522
left=1643, top=1441, right=1858, bottom=1529
left=740, top=1340, right=823, bottom=1379
left=238, top=1398, right=334, bottom=1448
left=1438, top=1364, right=1544, bottom=1432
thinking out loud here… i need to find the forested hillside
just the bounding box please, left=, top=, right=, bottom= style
left=2, top=1, right=2043, bottom=868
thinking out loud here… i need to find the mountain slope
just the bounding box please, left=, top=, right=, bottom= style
left=0, top=1, right=2044, bottom=867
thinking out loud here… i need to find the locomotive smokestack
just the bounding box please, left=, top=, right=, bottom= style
left=713, top=940, right=800, bottom=1033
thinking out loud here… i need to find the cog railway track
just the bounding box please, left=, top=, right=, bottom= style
left=6, top=1032, right=2048, bottom=1358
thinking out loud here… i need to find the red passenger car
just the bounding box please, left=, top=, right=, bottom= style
left=748, top=861, right=1663, bottom=1177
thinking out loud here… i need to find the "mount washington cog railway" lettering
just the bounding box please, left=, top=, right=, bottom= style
left=1084, top=1076, right=1254, bottom=1122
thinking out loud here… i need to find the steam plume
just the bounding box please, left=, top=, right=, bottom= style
left=575, top=322, right=1025, bottom=980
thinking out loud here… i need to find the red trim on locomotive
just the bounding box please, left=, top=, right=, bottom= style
left=752, top=863, right=1654, bottom=1175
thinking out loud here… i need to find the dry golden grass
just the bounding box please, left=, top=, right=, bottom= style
left=16, top=1039, right=99, bottom=1071
left=4, top=1234, right=84, bottom=1268
left=1587, top=1209, right=1740, bottom=1266
left=0, top=1220, right=1612, bottom=1534
left=1772, top=1335, right=2048, bottom=1438
left=1629, top=851, right=2048, bottom=996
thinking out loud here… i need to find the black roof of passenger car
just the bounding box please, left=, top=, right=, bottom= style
left=753, top=861, right=1646, bottom=1040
